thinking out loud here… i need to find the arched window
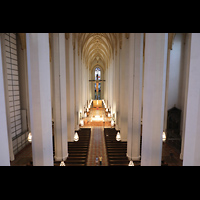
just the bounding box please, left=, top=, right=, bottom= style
left=95, top=67, right=101, bottom=80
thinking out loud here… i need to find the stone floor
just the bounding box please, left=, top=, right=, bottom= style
left=162, top=142, right=183, bottom=166
left=10, top=143, right=32, bottom=166
left=87, top=127, right=108, bottom=166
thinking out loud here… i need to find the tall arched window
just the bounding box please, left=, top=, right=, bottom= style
left=94, top=67, right=101, bottom=99
left=95, top=67, right=101, bottom=80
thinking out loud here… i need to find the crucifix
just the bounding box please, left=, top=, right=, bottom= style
left=89, top=74, right=105, bottom=100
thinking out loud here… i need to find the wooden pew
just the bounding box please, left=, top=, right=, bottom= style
left=54, top=128, right=91, bottom=166
left=104, top=128, right=141, bottom=166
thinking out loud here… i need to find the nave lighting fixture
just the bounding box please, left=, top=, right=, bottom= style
left=162, top=131, right=166, bottom=142
left=80, top=119, right=84, bottom=126
left=116, top=132, right=121, bottom=141
left=74, top=132, right=79, bottom=142
left=60, top=160, right=66, bottom=166
left=128, top=160, right=134, bottom=166
left=111, top=119, right=114, bottom=127
left=27, top=132, right=32, bottom=143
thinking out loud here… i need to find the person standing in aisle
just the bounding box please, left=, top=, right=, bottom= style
left=95, top=156, right=99, bottom=166
left=99, top=156, right=102, bottom=166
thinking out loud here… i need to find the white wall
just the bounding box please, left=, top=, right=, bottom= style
left=167, top=33, right=185, bottom=110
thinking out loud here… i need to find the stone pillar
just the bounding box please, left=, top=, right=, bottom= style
left=66, top=33, right=75, bottom=141
left=52, top=33, right=68, bottom=161
left=127, top=33, right=143, bottom=161
left=75, top=40, right=80, bottom=129
left=0, top=36, right=10, bottom=166
left=141, top=33, right=168, bottom=166
left=26, top=33, right=54, bottom=166
left=119, top=34, right=129, bottom=141
left=115, top=47, right=120, bottom=129
left=183, top=33, right=200, bottom=166
left=180, top=33, right=191, bottom=160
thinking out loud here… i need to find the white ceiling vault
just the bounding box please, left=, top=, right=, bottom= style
left=18, top=33, right=176, bottom=70
left=18, top=33, right=132, bottom=70
left=77, top=33, right=122, bottom=70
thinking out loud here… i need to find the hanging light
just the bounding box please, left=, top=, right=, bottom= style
left=116, top=132, right=121, bottom=141
left=128, top=160, right=134, bottom=166
left=27, top=132, right=32, bottom=143
left=162, top=131, right=166, bottom=142
left=74, top=132, right=79, bottom=142
left=60, top=160, right=66, bottom=166
left=80, top=119, right=84, bottom=126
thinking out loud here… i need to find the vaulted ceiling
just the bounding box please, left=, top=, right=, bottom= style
left=78, top=33, right=118, bottom=70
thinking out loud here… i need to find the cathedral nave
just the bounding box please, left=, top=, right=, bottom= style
left=1, top=33, right=200, bottom=166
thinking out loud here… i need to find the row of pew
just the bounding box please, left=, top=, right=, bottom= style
left=104, top=129, right=168, bottom=166
left=104, top=128, right=141, bottom=166
left=54, top=128, right=91, bottom=166
left=26, top=128, right=91, bottom=166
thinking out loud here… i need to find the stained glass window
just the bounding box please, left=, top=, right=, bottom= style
left=95, top=67, right=101, bottom=80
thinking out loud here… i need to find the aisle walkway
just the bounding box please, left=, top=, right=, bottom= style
left=87, top=127, right=108, bottom=166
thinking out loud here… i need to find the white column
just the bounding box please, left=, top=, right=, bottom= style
left=66, top=33, right=75, bottom=141
left=52, top=33, right=68, bottom=161
left=119, top=35, right=129, bottom=141
left=141, top=33, right=168, bottom=166
left=75, top=42, right=80, bottom=129
left=115, top=48, right=120, bottom=129
left=26, top=33, right=54, bottom=166
left=183, top=33, right=200, bottom=166
left=0, top=36, right=10, bottom=166
left=127, top=33, right=143, bottom=161
left=180, top=33, right=191, bottom=160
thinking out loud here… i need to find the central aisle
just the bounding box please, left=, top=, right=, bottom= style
left=87, top=127, right=108, bottom=166
left=83, top=103, right=111, bottom=166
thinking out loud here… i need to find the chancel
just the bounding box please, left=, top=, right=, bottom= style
left=1, top=33, right=200, bottom=166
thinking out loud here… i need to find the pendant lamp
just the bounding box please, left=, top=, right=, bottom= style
left=27, top=132, right=32, bottom=143
left=74, top=132, right=79, bottom=142
left=80, top=119, right=84, bottom=126
left=111, top=119, right=114, bottom=127
left=128, top=160, right=134, bottom=166
left=116, top=132, right=121, bottom=141
left=162, top=131, right=166, bottom=142
left=60, top=161, right=66, bottom=166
